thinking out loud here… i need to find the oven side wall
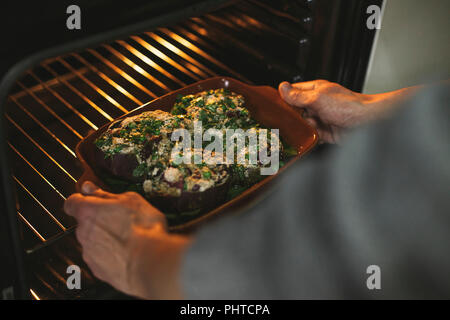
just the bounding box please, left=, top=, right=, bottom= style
left=363, top=0, right=450, bottom=93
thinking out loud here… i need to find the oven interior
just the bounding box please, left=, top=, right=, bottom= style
left=1, top=0, right=379, bottom=299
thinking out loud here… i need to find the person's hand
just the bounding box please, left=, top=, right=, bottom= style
left=279, top=80, right=371, bottom=143
left=279, top=80, right=420, bottom=143
left=64, top=181, right=190, bottom=299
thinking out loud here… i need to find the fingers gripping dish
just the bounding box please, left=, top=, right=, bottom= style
left=94, top=89, right=289, bottom=220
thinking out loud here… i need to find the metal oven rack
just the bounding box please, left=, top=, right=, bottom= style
left=5, top=1, right=313, bottom=299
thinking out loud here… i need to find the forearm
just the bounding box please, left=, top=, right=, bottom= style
left=361, top=85, right=423, bottom=123
left=129, top=224, right=192, bottom=299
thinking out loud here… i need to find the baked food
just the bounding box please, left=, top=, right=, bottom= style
left=94, top=89, right=287, bottom=217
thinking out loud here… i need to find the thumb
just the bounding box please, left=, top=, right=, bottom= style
left=81, top=181, right=115, bottom=198
left=279, top=81, right=317, bottom=109
left=81, top=181, right=100, bottom=195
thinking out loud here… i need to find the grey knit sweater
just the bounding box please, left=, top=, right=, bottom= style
left=182, top=83, right=450, bottom=299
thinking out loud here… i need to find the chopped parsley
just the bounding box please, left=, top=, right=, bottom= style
left=202, top=171, right=212, bottom=179
left=132, top=163, right=148, bottom=177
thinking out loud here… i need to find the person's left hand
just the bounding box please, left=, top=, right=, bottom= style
left=64, top=181, right=187, bottom=299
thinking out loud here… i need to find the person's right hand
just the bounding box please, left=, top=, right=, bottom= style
left=279, top=80, right=371, bottom=143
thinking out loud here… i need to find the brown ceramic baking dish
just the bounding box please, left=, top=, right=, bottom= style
left=75, top=76, right=318, bottom=232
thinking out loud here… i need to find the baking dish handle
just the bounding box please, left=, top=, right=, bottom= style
left=245, top=83, right=306, bottom=117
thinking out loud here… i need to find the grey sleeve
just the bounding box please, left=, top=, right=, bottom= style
left=181, top=84, right=450, bottom=299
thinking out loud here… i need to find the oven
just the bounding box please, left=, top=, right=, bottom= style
left=0, top=0, right=381, bottom=299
